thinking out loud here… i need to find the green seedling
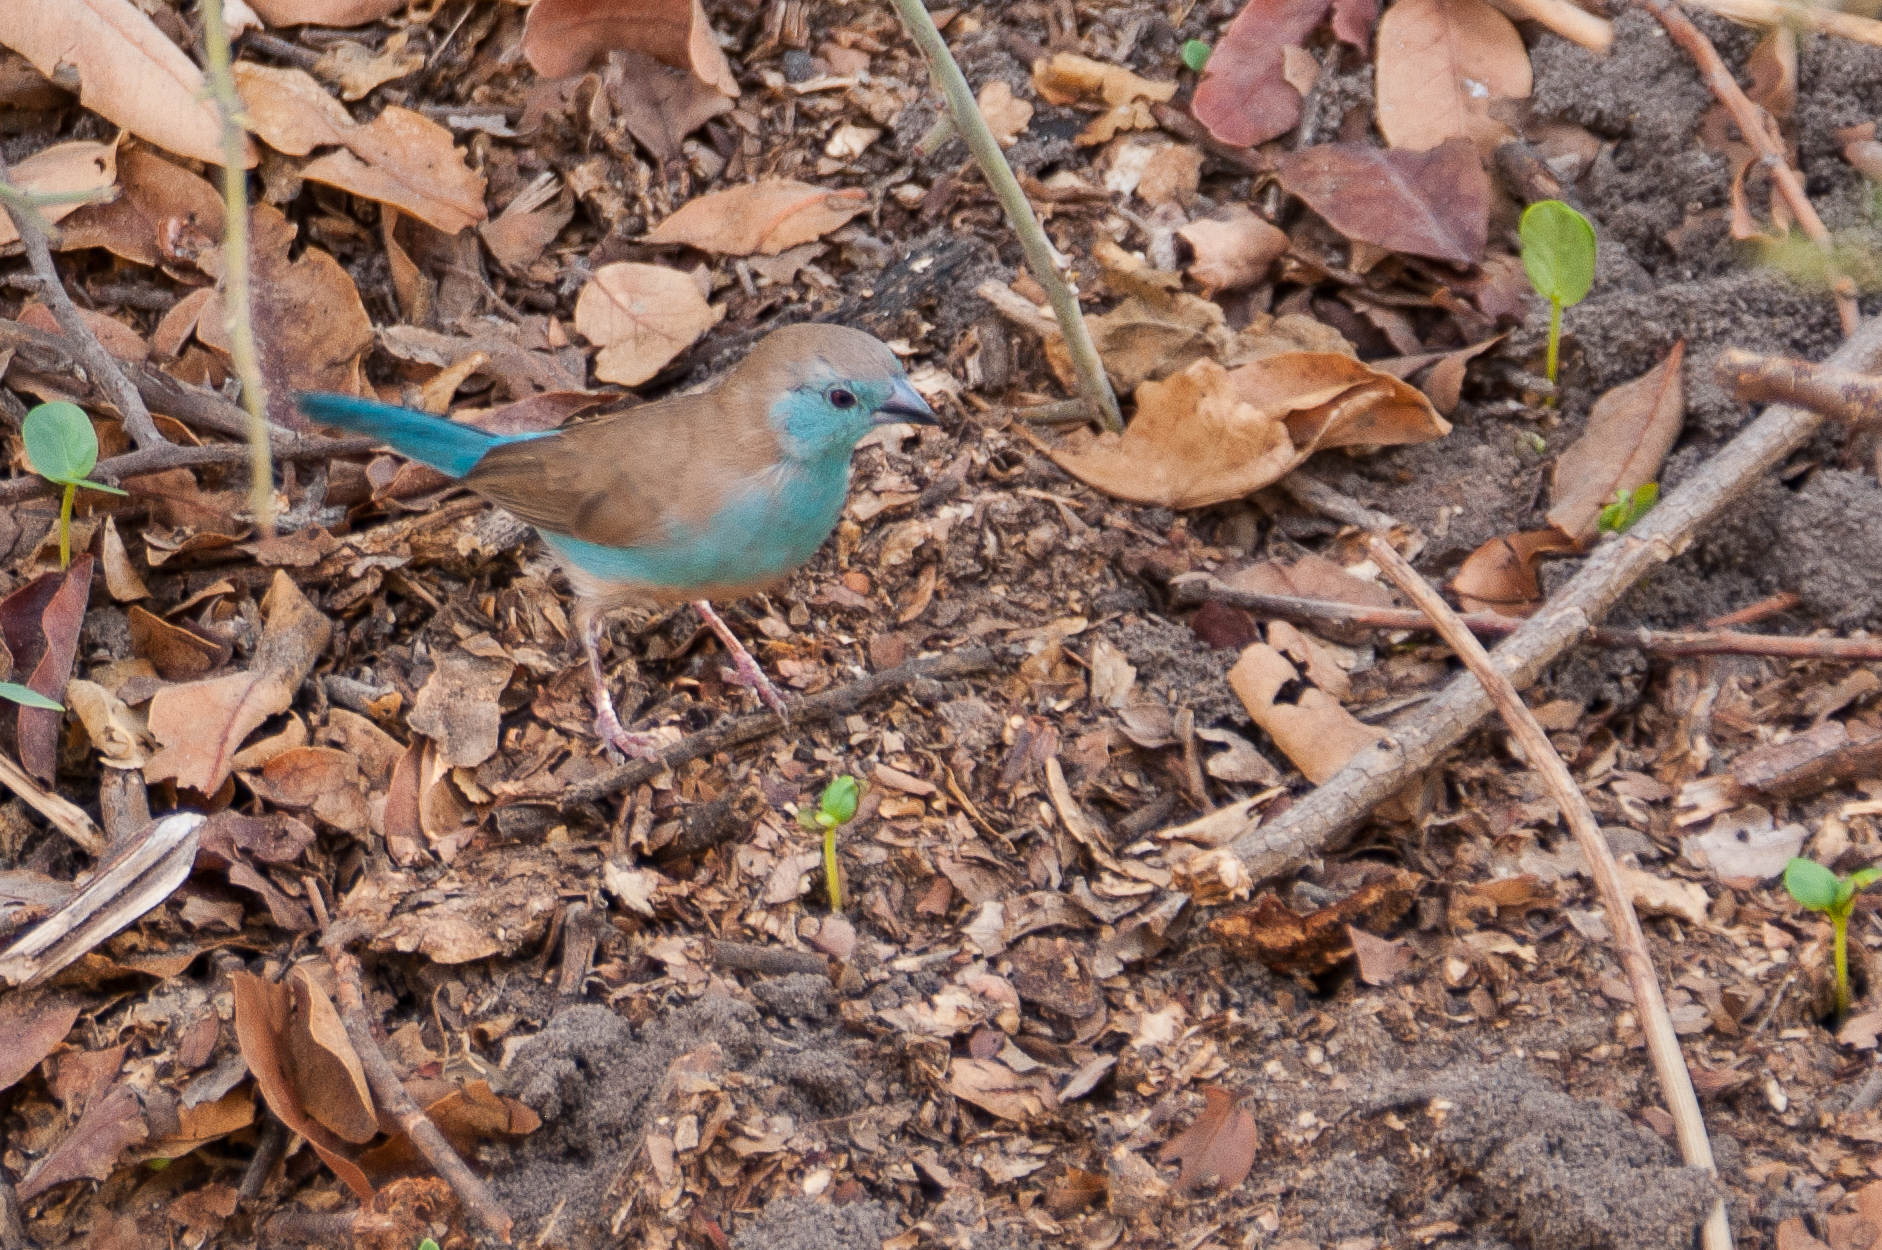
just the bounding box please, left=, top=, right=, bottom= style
left=800, top=776, right=860, bottom=911
left=1596, top=482, right=1658, bottom=534
left=418, top=1240, right=440, bottom=1250
left=1181, top=39, right=1211, bottom=72
left=22, top=401, right=126, bottom=571
left=1784, top=856, right=1881, bottom=1018
left=1517, top=430, right=1547, bottom=456
left=1519, top=200, right=1597, bottom=402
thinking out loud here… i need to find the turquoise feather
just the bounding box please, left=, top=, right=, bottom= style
left=294, top=393, right=541, bottom=477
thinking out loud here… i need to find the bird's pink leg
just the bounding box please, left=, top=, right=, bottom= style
left=582, top=614, right=665, bottom=761
left=692, top=601, right=790, bottom=719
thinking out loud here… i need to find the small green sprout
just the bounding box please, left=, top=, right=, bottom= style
left=418, top=1240, right=441, bottom=1250
left=1783, top=856, right=1881, bottom=1018
left=1596, top=482, right=1659, bottom=534
left=1517, top=430, right=1547, bottom=456
left=1519, top=200, right=1598, bottom=403
left=1181, top=39, right=1211, bottom=72
left=22, top=401, right=126, bottom=570
left=800, top=776, right=860, bottom=911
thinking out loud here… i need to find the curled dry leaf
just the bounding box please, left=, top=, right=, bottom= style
left=1189, top=0, right=1331, bottom=147
left=231, top=971, right=374, bottom=1199
left=1158, top=1086, right=1257, bottom=1192
left=1452, top=528, right=1577, bottom=616
left=247, top=0, right=404, bottom=26
left=1227, top=639, right=1379, bottom=784
left=0, top=0, right=254, bottom=168
left=0, top=139, right=117, bottom=248
left=1176, top=207, right=1290, bottom=294
left=1031, top=52, right=1177, bottom=145
left=575, top=262, right=724, bottom=386
left=645, top=179, right=868, bottom=256
left=57, top=146, right=222, bottom=269
left=235, top=62, right=487, bottom=236
left=1273, top=140, right=1490, bottom=265
left=1374, top=0, right=1531, bottom=153
left=1546, top=342, right=1686, bottom=546
left=947, top=1056, right=1059, bottom=1122
left=0, top=556, right=93, bottom=784
left=523, top=0, right=738, bottom=95
left=1044, top=354, right=1446, bottom=509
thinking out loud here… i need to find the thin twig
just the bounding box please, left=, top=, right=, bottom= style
left=561, top=646, right=997, bottom=806
left=1169, top=577, right=1882, bottom=660
left=886, top=0, right=1123, bottom=432
left=1491, top=0, right=1614, bottom=49
left=0, top=162, right=167, bottom=452
left=1366, top=534, right=1733, bottom=1250
left=1717, top=347, right=1882, bottom=425
left=321, top=940, right=513, bottom=1243
left=0, top=749, right=104, bottom=856
left=0, top=1163, right=25, bottom=1250
left=0, top=435, right=379, bottom=507
left=236, top=1114, right=287, bottom=1207
left=200, top=0, right=276, bottom=536
left=1163, top=308, right=1882, bottom=904
left=1277, top=472, right=1405, bottom=536
left=1639, top=0, right=1858, bottom=334
left=1683, top=0, right=1882, bottom=47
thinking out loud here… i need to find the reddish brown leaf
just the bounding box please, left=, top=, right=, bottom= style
left=1451, top=528, right=1578, bottom=616
left=522, top=0, right=738, bottom=94
left=1190, top=0, right=1331, bottom=147
left=17, top=1080, right=146, bottom=1199
left=645, top=180, right=868, bottom=256
left=1546, top=342, right=1686, bottom=546
left=1374, top=0, right=1530, bottom=152
left=1158, top=1086, right=1257, bottom=1192
left=1273, top=140, right=1489, bottom=265
left=0, top=990, right=79, bottom=1094
left=231, top=971, right=374, bottom=1199
left=0, top=556, right=93, bottom=783
left=1332, top=0, right=1380, bottom=47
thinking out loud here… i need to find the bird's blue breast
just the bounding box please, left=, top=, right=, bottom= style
left=540, top=461, right=851, bottom=592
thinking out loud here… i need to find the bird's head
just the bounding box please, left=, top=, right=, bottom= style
left=742, top=323, right=937, bottom=462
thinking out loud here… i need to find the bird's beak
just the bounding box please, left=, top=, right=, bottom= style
left=876, top=375, right=938, bottom=426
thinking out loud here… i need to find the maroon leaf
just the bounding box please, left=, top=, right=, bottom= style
left=0, top=991, right=80, bottom=1095
left=1191, top=0, right=1331, bottom=147
left=0, top=556, right=94, bottom=783
left=1159, top=1086, right=1258, bottom=1191
left=1189, top=600, right=1260, bottom=651
left=19, top=1081, right=146, bottom=1198
left=1272, top=139, right=1489, bottom=265
left=1332, top=0, right=1380, bottom=47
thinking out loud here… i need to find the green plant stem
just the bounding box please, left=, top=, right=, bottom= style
left=1834, top=913, right=1852, bottom=1018
left=886, top=0, right=1123, bottom=433
left=1544, top=297, right=1562, bottom=403
left=57, top=483, right=73, bottom=571
left=823, top=823, right=842, bottom=911
left=199, top=0, right=275, bottom=537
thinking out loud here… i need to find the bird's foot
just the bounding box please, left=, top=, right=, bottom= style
left=594, top=701, right=665, bottom=762
left=693, top=600, right=791, bottom=722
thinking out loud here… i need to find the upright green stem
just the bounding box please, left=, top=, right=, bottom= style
left=1834, top=913, right=1852, bottom=1017
left=887, top=0, right=1124, bottom=433
left=1544, top=297, right=1562, bottom=404
left=200, top=0, right=275, bottom=536
left=822, top=823, right=843, bottom=911
left=58, top=483, right=74, bottom=571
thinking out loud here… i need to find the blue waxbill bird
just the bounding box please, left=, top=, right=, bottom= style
left=297, top=323, right=936, bottom=759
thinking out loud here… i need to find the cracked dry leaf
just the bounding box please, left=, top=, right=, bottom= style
left=0, top=0, right=253, bottom=168
left=1177, top=207, right=1290, bottom=294
left=575, top=262, right=724, bottom=386
left=235, top=62, right=487, bottom=235
left=1452, top=528, right=1577, bottom=616
left=408, top=652, right=516, bottom=769
left=978, top=80, right=1033, bottom=147
left=1032, top=52, right=1176, bottom=144
left=1159, top=1086, right=1257, bottom=1192
left=645, top=179, right=868, bottom=256
left=314, top=29, right=423, bottom=101
left=1228, top=640, right=1379, bottom=784
left=1374, top=0, right=1531, bottom=153
left=1273, top=140, right=1490, bottom=265
left=947, top=1057, right=1059, bottom=1122
left=0, top=140, right=117, bottom=248
left=1547, top=342, right=1686, bottom=546
left=523, top=0, right=738, bottom=94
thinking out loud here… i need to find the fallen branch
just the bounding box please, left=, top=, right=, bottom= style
left=1366, top=534, right=1734, bottom=1250
left=322, top=940, right=513, bottom=1244
left=1640, top=0, right=1858, bottom=334
left=0, top=749, right=104, bottom=855
left=1716, top=347, right=1882, bottom=425
left=1684, top=0, right=1882, bottom=48
left=1164, top=309, right=1882, bottom=900
left=561, top=646, right=997, bottom=806
left=1169, top=576, right=1882, bottom=660
left=1275, top=471, right=1405, bottom=536
left=0, top=433, right=380, bottom=507
left=886, top=0, right=1123, bottom=432
left=0, top=157, right=168, bottom=451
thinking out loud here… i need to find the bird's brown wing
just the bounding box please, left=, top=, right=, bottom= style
left=462, top=391, right=782, bottom=551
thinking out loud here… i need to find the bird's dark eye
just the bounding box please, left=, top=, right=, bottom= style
left=827, top=387, right=857, bottom=409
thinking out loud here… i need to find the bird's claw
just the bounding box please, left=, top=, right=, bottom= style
left=720, top=660, right=791, bottom=722
left=594, top=702, right=665, bottom=763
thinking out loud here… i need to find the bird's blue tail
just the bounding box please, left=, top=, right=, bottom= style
left=296, top=393, right=508, bottom=478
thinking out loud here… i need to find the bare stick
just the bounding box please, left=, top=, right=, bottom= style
left=1170, top=577, right=1882, bottom=660
left=1366, top=534, right=1733, bottom=1250
left=200, top=0, right=276, bottom=536
left=1639, top=0, right=1858, bottom=334
left=0, top=435, right=379, bottom=507
left=322, top=942, right=513, bottom=1243
left=1489, top=0, right=1615, bottom=50
left=1717, top=347, right=1882, bottom=424
left=0, top=163, right=167, bottom=452
left=1683, top=0, right=1882, bottom=47
left=1163, top=306, right=1882, bottom=904
left=886, top=0, right=1123, bottom=432
left=0, top=748, right=104, bottom=856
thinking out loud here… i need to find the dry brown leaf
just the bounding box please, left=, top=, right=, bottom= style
left=251, top=747, right=371, bottom=834
left=1190, top=0, right=1332, bottom=147
left=1176, top=207, right=1289, bottom=294
left=1546, top=342, right=1686, bottom=546
left=645, top=179, right=868, bottom=256
left=1031, top=52, right=1177, bottom=144
left=236, top=62, right=486, bottom=236
left=1348, top=925, right=1414, bottom=984
left=523, top=0, right=738, bottom=94
left=408, top=652, right=515, bottom=769
left=17, top=302, right=146, bottom=362
left=0, top=0, right=254, bottom=168
left=1374, top=0, right=1530, bottom=153
left=1136, top=144, right=1204, bottom=206
left=247, top=0, right=403, bottom=25
left=1452, top=528, right=1577, bottom=616
left=1229, top=350, right=1450, bottom=452
left=127, top=605, right=225, bottom=680
left=1746, top=26, right=1796, bottom=125
left=1158, top=1087, right=1257, bottom=1192
left=0, top=991, right=79, bottom=1095
left=978, top=80, right=1033, bottom=147
left=575, top=262, right=723, bottom=385
left=946, top=1057, right=1059, bottom=1122
left=314, top=29, right=423, bottom=101
left=56, top=146, right=222, bottom=268
left=606, top=49, right=736, bottom=164
left=17, top=1080, right=146, bottom=1199
left=283, top=966, right=377, bottom=1143
left=145, top=572, right=332, bottom=797
left=1228, top=640, right=1379, bottom=783
left=1272, top=140, right=1490, bottom=265
left=0, top=140, right=116, bottom=248
left=481, top=177, right=574, bottom=274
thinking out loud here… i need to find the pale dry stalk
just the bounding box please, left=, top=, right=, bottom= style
left=1365, top=534, right=1734, bottom=1250
left=1716, top=347, right=1882, bottom=425
left=1683, top=0, right=1882, bottom=48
